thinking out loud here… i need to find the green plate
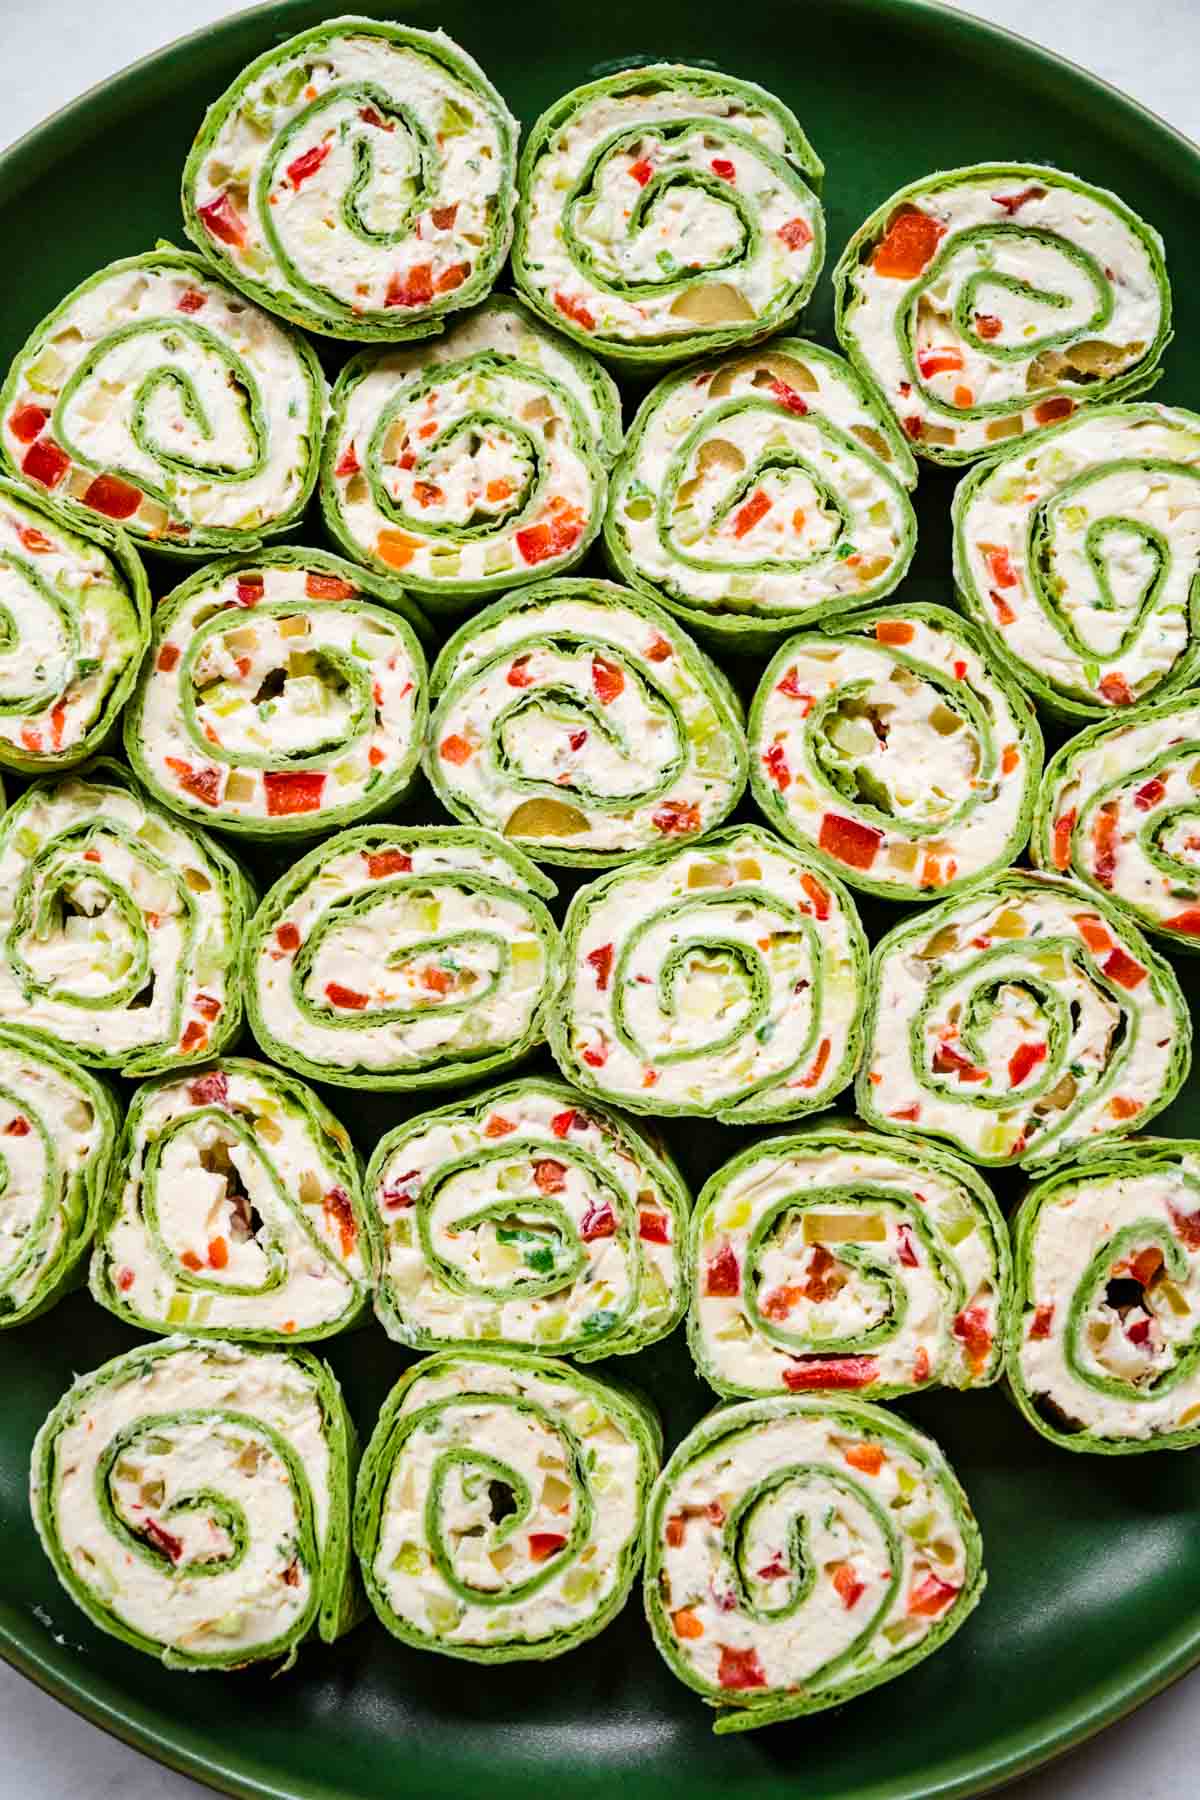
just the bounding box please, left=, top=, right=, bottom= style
left=2, top=1, right=1200, bottom=1796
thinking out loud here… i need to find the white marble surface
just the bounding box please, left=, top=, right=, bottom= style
left=0, top=1, right=1197, bottom=1795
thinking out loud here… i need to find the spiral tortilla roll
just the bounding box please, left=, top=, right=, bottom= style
left=644, top=1395, right=984, bottom=1730
left=245, top=825, right=559, bottom=1091
left=513, top=65, right=824, bottom=368
left=1009, top=1140, right=1200, bottom=1452
left=91, top=1058, right=367, bottom=1344
left=0, top=763, right=252, bottom=1075
left=857, top=872, right=1190, bottom=1169
left=366, top=1077, right=690, bottom=1359
left=549, top=824, right=866, bottom=1124
left=123, top=548, right=427, bottom=839
left=605, top=340, right=916, bottom=642
left=834, top=165, right=1170, bottom=465
left=0, top=477, right=149, bottom=773
left=427, top=577, right=746, bottom=865
left=0, top=249, right=324, bottom=557
left=182, top=18, right=517, bottom=342
left=689, top=1125, right=1009, bottom=1400
left=321, top=296, right=619, bottom=604
left=30, top=1337, right=359, bottom=1669
left=353, top=1348, right=659, bottom=1660
left=0, top=1028, right=117, bottom=1327
left=953, top=403, right=1200, bottom=718
left=749, top=602, right=1042, bottom=899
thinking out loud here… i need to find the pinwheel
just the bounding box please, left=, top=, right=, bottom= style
left=123, top=548, right=427, bottom=838
left=182, top=18, right=517, bottom=340
left=245, top=825, right=559, bottom=1090
left=354, top=1348, right=659, bottom=1659
left=644, top=1394, right=984, bottom=1729
left=427, top=576, right=746, bottom=864
left=749, top=601, right=1042, bottom=899
left=91, top=1058, right=368, bottom=1343
left=549, top=824, right=866, bottom=1124
left=857, top=872, right=1190, bottom=1168
left=835, top=165, right=1170, bottom=464
left=0, top=249, right=324, bottom=556
left=513, top=65, right=824, bottom=367
left=688, top=1124, right=1009, bottom=1399
left=366, top=1077, right=690, bottom=1358
left=30, top=1337, right=359, bottom=1668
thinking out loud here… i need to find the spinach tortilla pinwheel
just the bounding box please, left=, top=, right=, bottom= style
left=91, top=1058, right=368, bottom=1344
left=0, top=1028, right=117, bottom=1328
left=353, top=1348, right=659, bottom=1660
left=0, top=763, right=252, bottom=1075
left=857, top=871, right=1190, bottom=1170
left=1034, top=692, right=1200, bottom=951
left=834, top=165, right=1171, bottom=465
left=953, top=404, right=1200, bottom=718
left=321, top=296, right=619, bottom=604
left=604, top=340, right=917, bottom=643
left=689, top=1125, right=1009, bottom=1401
left=0, top=249, right=324, bottom=557
left=748, top=601, right=1042, bottom=899
left=0, top=477, right=148, bottom=773
left=427, top=576, right=746, bottom=865
left=512, top=65, right=824, bottom=368
left=30, top=1336, right=359, bottom=1669
left=1009, top=1141, right=1200, bottom=1453
left=246, top=825, right=559, bottom=1091
left=549, top=824, right=866, bottom=1124
left=182, top=18, right=517, bottom=342
left=123, top=548, right=427, bottom=838
left=366, top=1077, right=690, bottom=1359
left=644, top=1395, right=984, bottom=1730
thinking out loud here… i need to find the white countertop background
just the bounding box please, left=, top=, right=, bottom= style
left=0, top=0, right=1196, bottom=1793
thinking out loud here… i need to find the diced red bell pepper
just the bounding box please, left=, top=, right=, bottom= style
left=974, top=313, right=1002, bottom=339
left=483, top=1114, right=515, bottom=1138
left=762, top=743, right=791, bottom=791
left=550, top=1109, right=577, bottom=1139
left=800, top=873, right=829, bottom=919
left=323, top=1186, right=358, bottom=1258
left=1135, top=777, right=1165, bottom=811
left=775, top=667, right=813, bottom=709
left=421, top=966, right=454, bottom=996
left=16, top=524, right=52, bottom=552
left=580, top=1202, right=616, bottom=1241
left=306, top=572, right=357, bottom=600
left=991, top=590, right=1016, bottom=626
left=645, top=635, right=673, bottom=662
left=440, top=734, right=474, bottom=764
left=733, top=490, right=771, bottom=537
left=83, top=473, right=141, bottom=519
left=9, top=404, right=48, bottom=443
left=143, top=1519, right=184, bottom=1563
left=1034, top=397, right=1075, bottom=427
left=194, top=994, right=221, bottom=1022
left=516, top=504, right=585, bottom=565
left=177, top=288, right=207, bottom=313
left=187, top=1070, right=228, bottom=1108
left=769, top=378, right=808, bottom=415
left=197, top=192, right=247, bottom=249
left=818, top=813, right=882, bottom=870
left=913, top=1345, right=931, bottom=1382
left=629, top=158, right=652, bottom=186
left=335, top=443, right=360, bottom=478
left=981, top=543, right=1017, bottom=589
left=22, top=437, right=69, bottom=488
left=2, top=1115, right=29, bottom=1137
left=1169, top=1204, right=1200, bottom=1250
left=705, top=1244, right=740, bottom=1297
left=918, top=347, right=964, bottom=378
left=952, top=1306, right=991, bottom=1373
left=711, top=158, right=736, bottom=182
left=717, top=1646, right=766, bottom=1690
left=1008, top=1041, right=1047, bottom=1088
left=553, top=291, right=596, bottom=332
left=908, top=1573, right=959, bottom=1617
left=800, top=1038, right=831, bottom=1089
left=382, top=1170, right=420, bottom=1210
left=875, top=619, right=914, bottom=646
left=778, top=217, right=813, bottom=251
left=832, top=1563, right=866, bottom=1609
left=871, top=207, right=945, bottom=278
left=529, top=1533, right=567, bottom=1562
left=180, top=1249, right=203, bottom=1271
left=1092, top=805, right=1118, bottom=888
left=1030, top=1303, right=1054, bottom=1340
left=844, top=1443, right=885, bottom=1476
left=591, top=655, right=624, bottom=704
left=157, top=643, right=181, bottom=672
left=1052, top=809, right=1075, bottom=871
left=386, top=264, right=434, bottom=308
left=586, top=943, right=614, bottom=990
left=1164, top=908, right=1200, bottom=935
left=638, top=1210, right=670, bottom=1244
left=896, top=1225, right=918, bottom=1269
left=1098, top=672, right=1133, bottom=707
left=165, top=756, right=221, bottom=807
left=783, top=1355, right=879, bottom=1391
left=286, top=142, right=331, bottom=190
left=651, top=800, right=701, bottom=835
left=1077, top=916, right=1112, bottom=955
left=991, top=185, right=1046, bottom=214
left=263, top=770, right=325, bottom=816
left=275, top=922, right=301, bottom=953
left=533, top=1158, right=566, bottom=1195
left=1103, top=947, right=1146, bottom=990
left=506, top=657, right=533, bottom=688
left=117, top=1267, right=134, bottom=1291
left=360, top=850, right=410, bottom=882
left=325, top=982, right=369, bottom=1010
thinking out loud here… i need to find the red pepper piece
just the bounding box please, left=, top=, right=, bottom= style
left=580, top=1202, right=616, bottom=1241
left=382, top=1171, right=420, bottom=1210
left=705, top=1244, right=740, bottom=1297
left=992, top=185, right=1046, bottom=214
left=83, top=473, right=141, bottom=519
left=3, top=1115, right=29, bottom=1137
left=1030, top=1304, right=1054, bottom=1339
left=506, top=657, right=533, bottom=688
left=194, top=995, right=221, bottom=1021
left=586, top=943, right=614, bottom=990
left=430, top=203, right=459, bottom=230
left=638, top=1210, right=670, bottom=1244
left=550, top=1109, right=577, bottom=1138
left=645, top=635, right=673, bottom=662
left=718, top=1646, right=767, bottom=1690
left=276, top=922, right=300, bottom=953
left=1099, top=672, right=1133, bottom=707
left=974, top=313, right=1002, bottom=339
left=1170, top=1204, right=1200, bottom=1250
left=991, top=590, right=1016, bottom=626
left=800, top=1038, right=831, bottom=1089
left=800, top=873, right=829, bottom=920
left=306, top=572, right=357, bottom=600
left=953, top=1306, right=991, bottom=1373
left=533, top=1158, right=566, bottom=1195
left=1134, top=776, right=1165, bottom=811
left=286, top=142, right=331, bottom=189
left=1077, top=916, right=1112, bottom=955
left=783, top=1355, right=879, bottom=1391
left=818, top=813, right=882, bottom=870
left=483, top=1115, right=515, bottom=1139
left=325, top=982, right=369, bottom=1010
left=8, top=404, right=47, bottom=443
left=981, top=543, right=1017, bottom=589
left=592, top=656, right=624, bottom=704
left=386, top=264, right=434, bottom=308
left=1008, top=1041, right=1047, bottom=1088
left=197, top=192, right=247, bottom=249
left=156, top=643, right=181, bottom=673
left=365, top=850, right=412, bottom=879
left=711, top=158, right=736, bottom=182
left=180, top=1249, right=203, bottom=1271
left=263, top=770, right=325, bottom=816
left=208, top=1236, right=229, bottom=1270
left=733, top=490, right=771, bottom=537
left=913, top=1345, right=931, bottom=1382
left=335, top=443, right=360, bottom=478
left=581, top=1042, right=607, bottom=1069
left=515, top=504, right=585, bottom=565
left=143, top=1519, right=184, bottom=1563
left=629, top=158, right=652, bottom=186
left=569, top=729, right=587, bottom=751
left=872, top=207, right=945, bottom=278
left=875, top=619, right=914, bottom=646
left=22, top=437, right=69, bottom=488
left=1103, top=947, right=1146, bottom=989
left=165, top=757, right=221, bottom=807
left=832, top=1563, right=866, bottom=1609
left=117, top=1267, right=134, bottom=1292
left=440, top=734, right=474, bottom=764
left=528, top=1533, right=567, bottom=1562
left=778, top=217, right=813, bottom=251
left=908, top=1573, right=960, bottom=1616
left=323, top=1186, right=358, bottom=1258
left=1034, top=397, right=1075, bottom=427
left=1092, top=805, right=1119, bottom=888
left=763, top=744, right=790, bottom=791
left=897, top=1224, right=918, bottom=1269
left=16, top=524, right=52, bottom=553
left=1164, top=908, right=1200, bottom=935
left=553, top=291, right=596, bottom=332
left=651, top=800, right=701, bottom=835
left=1052, top=809, right=1076, bottom=871
left=770, top=378, right=808, bottom=415
left=187, top=1070, right=228, bottom=1108
left=177, top=289, right=207, bottom=313
left=775, top=667, right=813, bottom=709
left=918, top=348, right=964, bottom=378
left=421, top=966, right=454, bottom=996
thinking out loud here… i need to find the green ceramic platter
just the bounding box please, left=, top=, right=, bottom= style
left=3, top=1, right=1200, bottom=1796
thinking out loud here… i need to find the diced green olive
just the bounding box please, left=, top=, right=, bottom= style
left=803, top=1212, right=887, bottom=1243
left=851, top=423, right=892, bottom=460
left=669, top=284, right=756, bottom=324
left=505, top=797, right=590, bottom=838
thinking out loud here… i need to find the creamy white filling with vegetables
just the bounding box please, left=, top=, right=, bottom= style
left=185, top=23, right=515, bottom=334
left=751, top=604, right=1040, bottom=896
left=607, top=341, right=915, bottom=631
left=690, top=1131, right=1007, bottom=1397
left=954, top=406, right=1200, bottom=714
left=1, top=254, right=322, bottom=551
left=552, top=825, right=865, bottom=1122
left=516, top=67, right=822, bottom=354
left=836, top=166, right=1168, bottom=462
left=860, top=875, right=1188, bottom=1167
left=429, top=579, right=744, bottom=859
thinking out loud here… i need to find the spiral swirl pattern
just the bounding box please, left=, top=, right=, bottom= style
left=354, top=1348, right=659, bottom=1660
left=322, top=297, right=618, bottom=603
left=858, top=872, right=1190, bottom=1169
left=954, top=404, right=1200, bottom=717
left=182, top=21, right=516, bottom=341
left=689, top=1127, right=1009, bottom=1400
left=367, top=1077, right=690, bottom=1359
left=750, top=602, right=1042, bottom=898
left=30, top=1337, right=358, bottom=1668
left=92, top=1058, right=367, bottom=1343
left=513, top=65, right=824, bottom=366
left=0, top=477, right=148, bottom=772
left=1010, top=1141, right=1200, bottom=1452
left=0, top=1028, right=117, bottom=1327
left=835, top=164, right=1170, bottom=465
left=428, top=577, right=746, bottom=864
left=550, top=825, right=866, bottom=1124
left=124, top=548, right=427, bottom=839
left=644, top=1395, right=984, bottom=1730
left=606, top=340, right=916, bottom=640
left=0, top=764, right=252, bottom=1075
left=246, top=825, right=560, bottom=1091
